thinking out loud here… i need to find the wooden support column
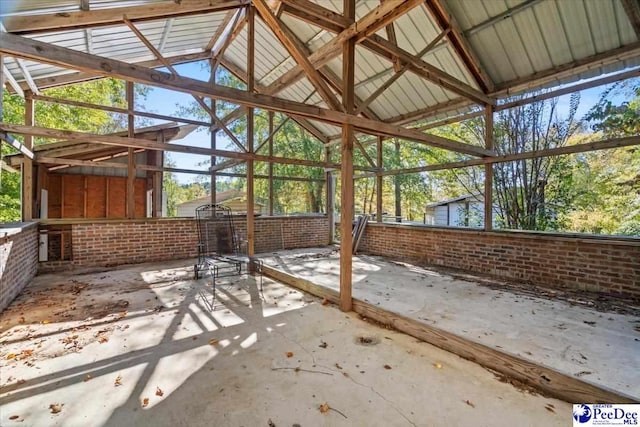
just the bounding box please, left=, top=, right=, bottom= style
left=326, top=146, right=335, bottom=243
left=246, top=4, right=255, bottom=257
left=394, top=139, right=401, bottom=222
left=210, top=58, right=217, bottom=206
left=0, top=54, right=4, bottom=120
left=126, top=81, right=135, bottom=219
left=339, top=0, right=355, bottom=312
left=484, top=105, right=494, bottom=231
left=376, top=136, right=383, bottom=223
left=268, top=110, right=274, bottom=216
left=22, top=91, right=34, bottom=221
left=152, top=134, right=163, bottom=217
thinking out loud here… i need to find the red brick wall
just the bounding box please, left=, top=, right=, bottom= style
left=360, top=224, right=640, bottom=297
left=1, top=223, right=38, bottom=312
left=42, top=215, right=329, bottom=270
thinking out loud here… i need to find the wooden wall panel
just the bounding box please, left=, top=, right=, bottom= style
left=86, top=176, right=107, bottom=218
left=48, top=174, right=62, bottom=218
left=107, top=177, right=126, bottom=218
left=62, top=174, right=84, bottom=218
left=45, top=173, right=147, bottom=219
left=135, top=179, right=146, bottom=218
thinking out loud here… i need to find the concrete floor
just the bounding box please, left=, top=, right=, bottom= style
left=259, top=247, right=640, bottom=400
left=0, top=260, right=569, bottom=426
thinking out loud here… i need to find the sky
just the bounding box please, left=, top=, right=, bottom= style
left=140, top=61, right=626, bottom=185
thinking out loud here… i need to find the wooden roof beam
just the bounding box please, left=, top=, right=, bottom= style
left=265, top=0, right=424, bottom=95
left=354, top=28, right=450, bottom=116
left=0, top=33, right=491, bottom=157
left=123, top=16, right=247, bottom=152
left=4, top=0, right=250, bottom=34
left=0, top=123, right=380, bottom=171
left=254, top=0, right=343, bottom=111
left=2, top=61, right=24, bottom=97
left=278, top=1, right=493, bottom=105
left=424, top=0, right=494, bottom=93
left=205, top=10, right=237, bottom=52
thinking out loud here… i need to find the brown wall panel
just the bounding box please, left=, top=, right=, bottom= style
left=86, top=176, right=107, bottom=218
left=48, top=174, right=62, bottom=218
left=62, top=174, right=84, bottom=218
left=107, top=177, right=126, bottom=218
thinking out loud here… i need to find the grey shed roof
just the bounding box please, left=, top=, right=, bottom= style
left=1, top=0, right=639, bottom=142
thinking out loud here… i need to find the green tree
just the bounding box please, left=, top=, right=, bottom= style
left=1, top=79, right=148, bottom=223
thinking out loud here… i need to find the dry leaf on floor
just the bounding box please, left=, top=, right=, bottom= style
left=84, top=374, right=92, bottom=382
left=286, top=352, right=294, bottom=358
left=18, top=317, right=25, bottom=324
left=465, top=400, right=475, bottom=408
left=49, top=403, right=63, bottom=414
left=6, top=353, right=16, bottom=360
left=433, top=363, right=443, bottom=369
left=119, top=311, right=127, bottom=318
left=142, top=398, right=149, bottom=408
left=209, top=339, right=219, bottom=346
left=42, top=320, right=50, bottom=324
left=156, top=387, right=164, bottom=397
left=383, top=364, right=392, bottom=370
left=319, top=341, right=328, bottom=349
left=321, top=298, right=329, bottom=306
left=334, top=363, right=342, bottom=370
left=98, top=336, right=109, bottom=344
left=114, top=374, right=123, bottom=386
left=9, top=415, right=20, bottom=420
left=319, top=403, right=330, bottom=413
left=545, top=404, right=555, bottom=413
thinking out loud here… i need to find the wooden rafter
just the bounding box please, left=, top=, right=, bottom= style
left=158, top=18, right=174, bottom=53
left=123, top=16, right=247, bottom=152
left=0, top=33, right=491, bottom=156
left=354, top=28, right=450, bottom=115
left=205, top=10, right=236, bottom=52
left=366, top=34, right=493, bottom=105
left=14, top=58, right=39, bottom=95
left=254, top=0, right=343, bottom=111
left=219, top=57, right=331, bottom=144
left=12, top=51, right=212, bottom=93
left=212, top=7, right=246, bottom=70
left=424, top=0, right=494, bottom=93
left=265, top=0, right=424, bottom=96
left=4, top=0, right=249, bottom=34
left=2, top=61, right=24, bottom=97
left=278, top=1, right=492, bottom=105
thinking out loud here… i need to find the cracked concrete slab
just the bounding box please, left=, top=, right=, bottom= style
left=1, top=259, right=569, bottom=426
left=258, top=247, right=640, bottom=400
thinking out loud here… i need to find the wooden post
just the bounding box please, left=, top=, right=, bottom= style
left=246, top=4, right=255, bottom=257
left=326, top=146, right=335, bottom=243
left=126, top=81, right=135, bottom=219
left=484, top=105, right=494, bottom=230
left=376, top=135, right=383, bottom=223
left=210, top=58, right=217, bottom=206
left=153, top=134, right=163, bottom=217
left=268, top=110, right=274, bottom=216
left=22, top=91, right=34, bottom=221
left=339, top=0, right=355, bottom=312
left=394, top=139, right=401, bottom=223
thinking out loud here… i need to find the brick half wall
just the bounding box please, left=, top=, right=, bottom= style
left=1, top=223, right=38, bottom=312
left=45, top=215, right=329, bottom=270
left=360, top=223, right=640, bottom=297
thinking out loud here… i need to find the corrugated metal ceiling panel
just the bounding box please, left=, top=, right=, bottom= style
left=448, top=0, right=638, bottom=89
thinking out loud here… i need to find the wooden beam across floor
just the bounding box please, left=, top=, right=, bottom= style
left=262, top=264, right=637, bottom=404
left=0, top=33, right=491, bottom=157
